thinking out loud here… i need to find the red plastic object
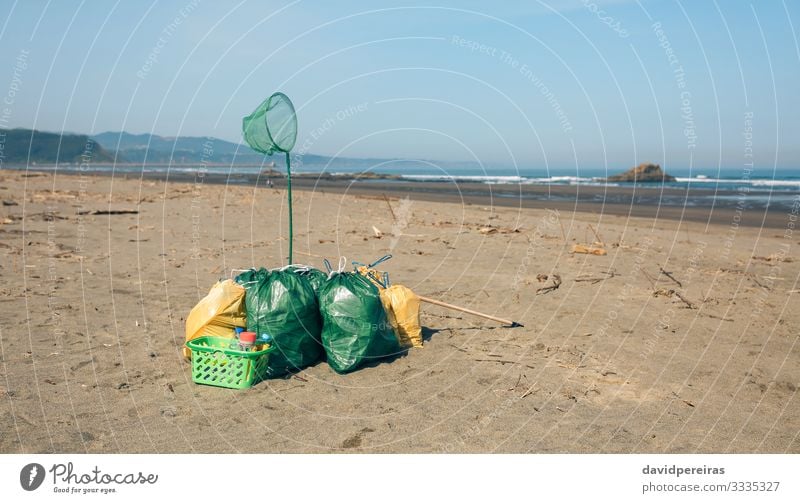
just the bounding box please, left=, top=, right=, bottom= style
left=239, top=331, right=257, bottom=344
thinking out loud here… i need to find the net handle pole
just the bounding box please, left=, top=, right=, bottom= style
left=285, top=151, right=293, bottom=265
left=417, top=295, right=523, bottom=327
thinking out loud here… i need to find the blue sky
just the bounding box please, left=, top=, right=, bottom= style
left=0, top=0, right=798, bottom=170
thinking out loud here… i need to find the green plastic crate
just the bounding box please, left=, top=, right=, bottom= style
left=186, top=336, right=274, bottom=389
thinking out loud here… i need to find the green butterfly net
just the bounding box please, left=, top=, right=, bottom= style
left=243, top=92, right=298, bottom=263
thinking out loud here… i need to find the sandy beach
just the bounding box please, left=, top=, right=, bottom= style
left=0, top=169, right=798, bottom=453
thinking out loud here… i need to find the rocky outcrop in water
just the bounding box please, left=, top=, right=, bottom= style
left=606, top=163, right=676, bottom=183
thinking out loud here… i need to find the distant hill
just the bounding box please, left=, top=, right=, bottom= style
left=2, top=128, right=474, bottom=172
left=92, top=131, right=265, bottom=164
left=0, top=128, right=117, bottom=165
left=90, top=131, right=416, bottom=169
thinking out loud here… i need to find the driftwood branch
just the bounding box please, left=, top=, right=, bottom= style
left=659, top=267, right=683, bottom=288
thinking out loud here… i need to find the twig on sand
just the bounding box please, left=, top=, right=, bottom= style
left=520, top=383, right=538, bottom=399
left=674, top=291, right=695, bottom=309
left=474, top=359, right=535, bottom=369
left=752, top=277, right=771, bottom=291
left=653, top=287, right=696, bottom=309
left=275, top=384, right=305, bottom=392
left=753, top=254, right=793, bottom=263
left=717, top=268, right=751, bottom=276
left=574, top=270, right=618, bottom=284
left=512, top=373, right=523, bottom=390
left=588, top=224, right=604, bottom=246
left=659, top=267, right=683, bottom=288
left=474, top=359, right=519, bottom=365
left=383, top=193, right=397, bottom=223
left=77, top=209, right=138, bottom=215
left=536, top=274, right=562, bottom=295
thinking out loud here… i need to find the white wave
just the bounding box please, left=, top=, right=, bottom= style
left=402, top=174, right=621, bottom=186
left=522, top=175, right=593, bottom=183
left=750, top=179, right=800, bottom=187
left=675, top=177, right=800, bottom=188
left=400, top=174, right=525, bottom=184
left=675, top=177, right=726, bottom=183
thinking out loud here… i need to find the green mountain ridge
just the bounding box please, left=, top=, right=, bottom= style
left=0, top=128, right=116, bottom=165
left=90, top=131, right=402, bottom=167
left=1, top=128, right=476, bottom=171
left=91, top=131, right=264, bottom=164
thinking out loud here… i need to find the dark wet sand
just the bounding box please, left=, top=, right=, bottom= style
left=72, top=168, right=797, bottom=229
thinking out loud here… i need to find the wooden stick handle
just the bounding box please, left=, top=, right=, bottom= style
left=418, top=295, right=523, bottom=327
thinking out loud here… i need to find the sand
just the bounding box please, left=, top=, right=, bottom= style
left=0, top=170, right=798, bottom=453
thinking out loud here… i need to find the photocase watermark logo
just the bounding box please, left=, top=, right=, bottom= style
left=17, top=462, right=159, bottom=494
left=20, top=463, right=46, bottom=491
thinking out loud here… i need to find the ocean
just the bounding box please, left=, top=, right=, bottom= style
left=9, top=163, right=798, bottom=191
left=5, top=162, right=799, bottom=214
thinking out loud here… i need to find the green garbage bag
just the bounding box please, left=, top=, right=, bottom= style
left=235, top=267, right=323, bottom=377
left=285, top=265, right=327, bottom=295
left=318, top=272, right=404, bottom=374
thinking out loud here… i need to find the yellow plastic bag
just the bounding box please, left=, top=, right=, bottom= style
left=380, top=284, right=423, bottom=348
left=356, top=265, right=386, bottom=289
left=353, top=257, right=423, bottom=348
left=379, top=290, right=402, bottom=344
left=183, top=279, right=247, bottom=358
